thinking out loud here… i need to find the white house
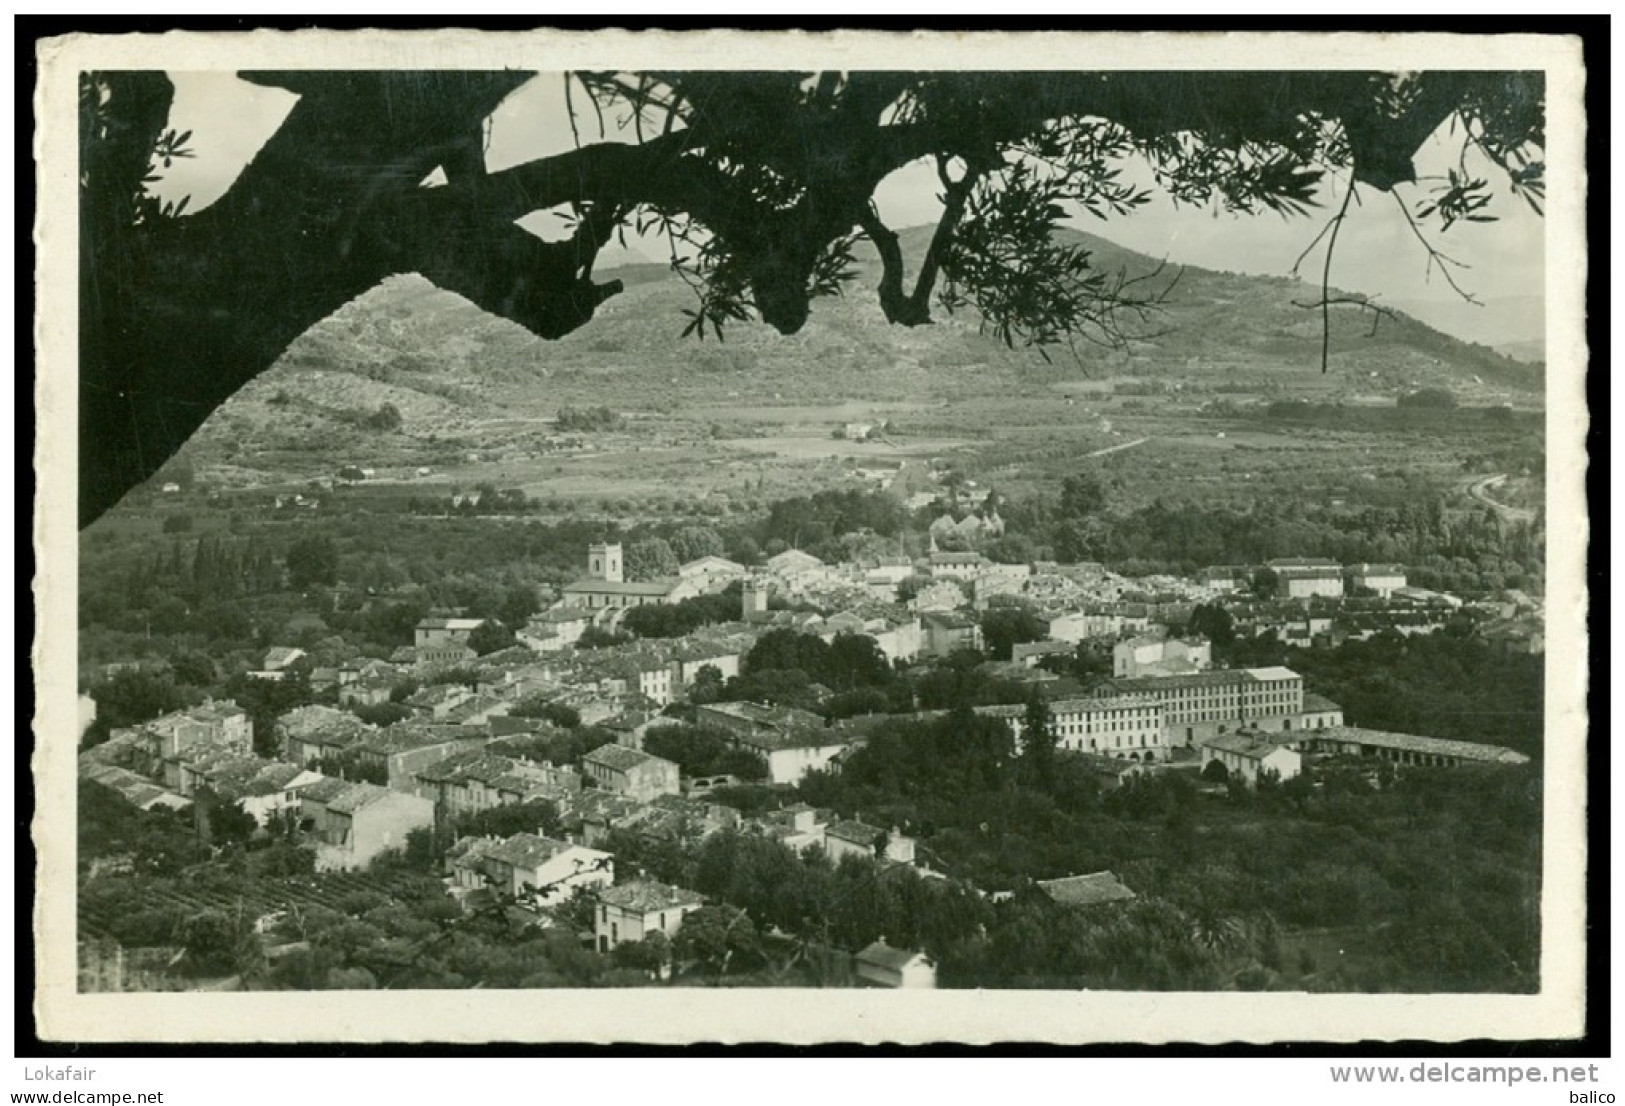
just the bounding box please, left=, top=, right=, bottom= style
left=854, top=940, right=936, bottom=988
left=821, top=819, right=917, bottom=866
left=1347, top=563, right=1407, bottom=598
left=236, top=763, right=325, bottom=827
left=593, top=879, right=705, bottom=953
left=453, top=833, right=613, bottom=908
left=725, top=729, right=853, bottom=785
left=519, top=607, right=593, bottom=652
left=1199, top=734, right=1303, bottom=784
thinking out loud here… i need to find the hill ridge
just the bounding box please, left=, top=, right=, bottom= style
left=182, top=223, right=1540, bottom=486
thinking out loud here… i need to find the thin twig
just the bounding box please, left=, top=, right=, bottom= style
left=1288, top=185, right=1348, bottom=280
left=1390, top=190, right=1482, bottom=304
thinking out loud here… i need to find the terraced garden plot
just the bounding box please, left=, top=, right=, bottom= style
left=78, top=870, right=444, bottom=941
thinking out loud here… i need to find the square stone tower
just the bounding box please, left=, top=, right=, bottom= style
left=588, top=542, right=624, bottom=583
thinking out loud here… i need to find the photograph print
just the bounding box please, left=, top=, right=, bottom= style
left=34, top=28, right=1590, bottom=1044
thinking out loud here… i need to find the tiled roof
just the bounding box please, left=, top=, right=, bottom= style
left=358, top=725, right=464, bottom=755
left=493, top=778, right=576, bottom=805
left=1202, top=734, right=1292, bottom=759
left=567, top=791, right=644, bottom=822
left=299, top=776, right=353, bottom=803
left=243, top=762, right=312, bottom=796
left=484, top=833, right=577, bottom=871
left=1309, top=726, right=1529, bottom=764
left=278, top=704, right=372, bottom=741
left=728, top=729, right=847, bottom=753
left=700, top=702, right=826, bottom=731
left=449, top=836, right=500, bottom=869
left=1037, top=871, right=1137, bottom=907
left=825, top=819, right=885, bottom=846
left=325, top=782, right=404, bottom=814
left=196, top=755, right=267, bottom=793
left=856, top=940, right=928, bottom=971
left=583, top=745, right=668, bottom=772
left=407, top=684, right=471, bottom=707
left=85, top=764, right=187, bottom=812
left=595, top=879, right=703, bottom=914
left=416, top=753, right=522, bottom=786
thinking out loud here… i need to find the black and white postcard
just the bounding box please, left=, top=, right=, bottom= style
left=31, top=28, right=1590, bottom=1045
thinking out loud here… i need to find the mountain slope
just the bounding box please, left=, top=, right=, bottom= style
left=183, top=223, right=1541, bottom=483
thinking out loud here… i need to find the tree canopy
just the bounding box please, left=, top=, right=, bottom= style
left=79, top=68, right=1543, bottom=525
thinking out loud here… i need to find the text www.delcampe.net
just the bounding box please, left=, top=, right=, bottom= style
left=1330, top=1063, right=1606, bottom=1090
left=11, top=1094, right=164, bottom=1104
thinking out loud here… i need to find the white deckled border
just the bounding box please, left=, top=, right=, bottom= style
left=31, top=28, right=1590, bottom=1045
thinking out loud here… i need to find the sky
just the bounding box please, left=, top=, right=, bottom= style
left=152, top=71, right=1546, bottom=348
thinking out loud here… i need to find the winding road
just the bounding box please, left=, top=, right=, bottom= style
left=1462, top=473, right=1537, bottom=524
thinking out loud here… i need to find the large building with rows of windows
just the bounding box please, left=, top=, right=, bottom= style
left=980, top=695, right=1167, bottom=762
left=1098, top=666, right=1305, bottom=747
